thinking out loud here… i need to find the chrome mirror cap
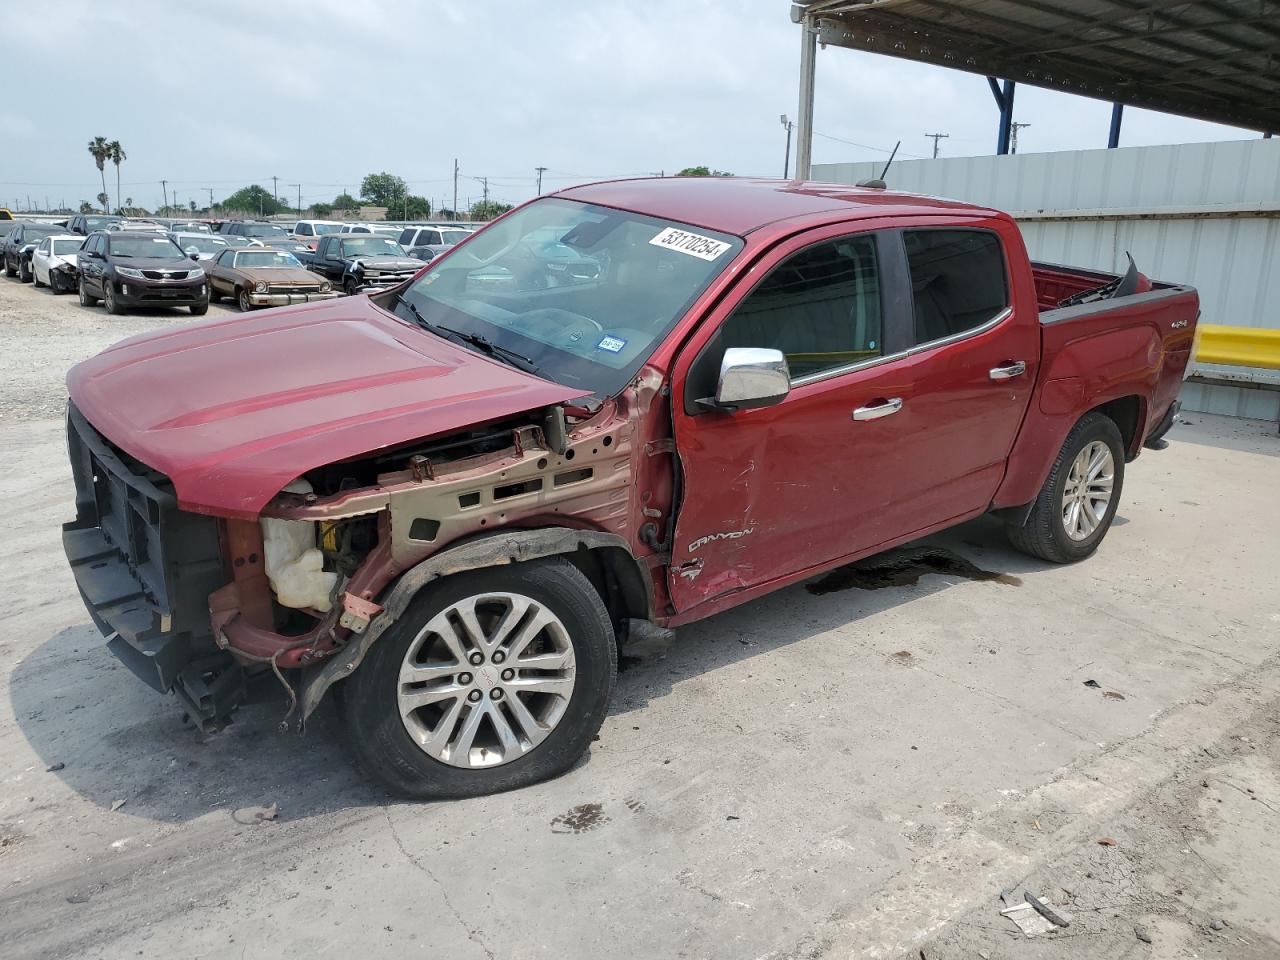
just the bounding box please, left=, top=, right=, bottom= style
left=714, top=347, right=791, bottom=410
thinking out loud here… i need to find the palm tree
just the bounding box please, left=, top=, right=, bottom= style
left=96, top=192, right=109, bottom=212
left=87, top=137, right=110, bottom=213
left=108, top=141, right=126, bottom=216
left=124, top=196, right=134, bottom=215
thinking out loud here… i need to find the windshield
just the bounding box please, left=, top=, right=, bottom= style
left=314, top=223, right=342, bottom=235
left=242, top=223, right=288, bottom=237
left=397, top=198, right=742, bottom=396
left=235, top=251, right=302, bottom=268
left=109, top=236, right=186, bottom=259
left=341, top=237, right=406, bottom=257
left=440, top=229, right=470, bottom=245
left=178, top=235, right=229, bottom=253
left=84, top=217, right=115, bottom=230
left=25, top=226, right=60, bottom=242
left=51, top=239, right=82, bottom=256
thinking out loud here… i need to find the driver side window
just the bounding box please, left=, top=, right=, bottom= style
left=717, top=234, right=882, bottom=380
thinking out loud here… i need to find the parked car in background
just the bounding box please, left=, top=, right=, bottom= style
left=68, top=213, right=122, bottom=235
left=258, top=236, right=315, bottom=258
left=302, top=234, right=422, bottom=294
left=170, top=232, right=232, bottom=261
left=206, top=247, right=337, bottom=311
left=165, top=220, right=212, bottom=234
left=3, top=221, right=63, bottom=281
left=76, top=230, right=208, bottom=315
left=30, top=234, right=83, bottom=293
left=221, top=221, right=291, bottom=240
left=107, top=219, right=167, bottom=233
left=291, top=220, right=344, bottom=248
left=340, top=223, right=401, bottom=237
left=58, top=179, right=1197, bottom=798
left=398, top=225, right=472, bottom=249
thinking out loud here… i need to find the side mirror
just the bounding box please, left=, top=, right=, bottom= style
left=189, top=252, right=199, bottom=260
left=710, top=347, right=791, bottom=411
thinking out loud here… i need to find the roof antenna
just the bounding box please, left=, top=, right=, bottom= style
left=856, top=140, right=899, bottom=190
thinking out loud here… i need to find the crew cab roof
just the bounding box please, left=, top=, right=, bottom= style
left=554, top=176, right=1000, bottom=237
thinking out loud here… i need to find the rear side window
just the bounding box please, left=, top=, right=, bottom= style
left=297, top=223, right=313, bottom=236
left=398, top=228, right=416, bottom=245
left=718, top=234, right=882, bottom=380
left=904, top=230, right=1008, bottom=345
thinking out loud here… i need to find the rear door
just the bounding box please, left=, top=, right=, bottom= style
left=884, top=223, right=1038, bottom=530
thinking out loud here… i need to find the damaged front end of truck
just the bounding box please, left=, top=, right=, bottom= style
left=62, top=373, right=670, bottom=731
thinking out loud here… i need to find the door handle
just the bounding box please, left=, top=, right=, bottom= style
left=852, top=397, right=903, bottom=421
left=989, top=360, right=1027, bottom=380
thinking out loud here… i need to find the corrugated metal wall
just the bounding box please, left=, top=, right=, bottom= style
left=813, top=139, right=1280, bottom=420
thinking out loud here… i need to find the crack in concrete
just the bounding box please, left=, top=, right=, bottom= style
left=383, top=807, right=496, bottom=960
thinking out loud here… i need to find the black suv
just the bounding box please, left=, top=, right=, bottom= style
left=77, top=231, right=209, bottom=315
left=68, top=213, right=122, bottom=236
left=3, top=222, right=63, bottom=282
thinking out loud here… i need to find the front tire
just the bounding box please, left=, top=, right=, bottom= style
left=343, top=276, right=359, bottom=296
left=32, top=268, right=45, bottom=288
left=190, top=300, right=208, bottom=316
left=79, top=277, right=99, bottom=307
left=103, top=281, right=124, bottom=315
left=237, top=288, right=253, bottom=312
left=342, top=558, right=617, bottom=800
left=1005, top=411, right=1125, bottom=564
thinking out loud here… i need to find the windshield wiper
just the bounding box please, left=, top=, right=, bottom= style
left=396, top=295, right=540, bottom=375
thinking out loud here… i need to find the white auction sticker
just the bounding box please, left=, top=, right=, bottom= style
left=648, top=226, right=731, bottom=261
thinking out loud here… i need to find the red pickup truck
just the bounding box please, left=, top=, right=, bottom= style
left=63, top=178, right=1197, bottom=798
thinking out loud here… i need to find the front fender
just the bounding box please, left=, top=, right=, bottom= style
left=296, top=527, right=647, bottom=721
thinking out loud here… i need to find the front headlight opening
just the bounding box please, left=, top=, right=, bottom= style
left=320, top=282, right=331, bottom=292
left=255, top=281, right=267, bottom=293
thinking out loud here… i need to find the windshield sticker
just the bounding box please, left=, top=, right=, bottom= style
left=596, top=335, right=628, bottom=354
left=648, top=227, right=731, bottom=261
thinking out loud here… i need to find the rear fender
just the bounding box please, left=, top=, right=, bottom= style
left=296, top=527, right=652, bottom=720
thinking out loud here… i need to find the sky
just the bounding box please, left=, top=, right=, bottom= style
left=0, top=0, right=1263, bottom=214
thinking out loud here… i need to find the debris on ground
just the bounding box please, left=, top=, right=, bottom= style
left=1083, top=679, right=1102, bottom=688
left=45, top=762, right=64, bottom=772
left=233, top=802, right=279, bottom=824
left=1134, top=924, right=1153, bottom=943
left=1096, top=836, right=1117, bottom=846
left=999, top=888, right=1072, bottom=937
left=1104, top=691, right=1127, bottom=700
left=109, top=799, right=126, bottom=812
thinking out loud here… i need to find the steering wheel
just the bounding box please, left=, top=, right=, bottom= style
left=507, top=308, right=603, bottom=347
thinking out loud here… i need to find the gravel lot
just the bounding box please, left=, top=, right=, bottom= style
left=1, top=275, right=1278, bottom=959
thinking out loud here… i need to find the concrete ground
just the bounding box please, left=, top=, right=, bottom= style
left=1, top=277, right=1277, bottom=960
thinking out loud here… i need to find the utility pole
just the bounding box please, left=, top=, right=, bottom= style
left=482, top=177, right=488, bottom=206
left=780, top=115, right=794, bottom=178
left=161, top=179, right=168, bottom=213
left=452, top=158, right=459, bottom=222
left=925, top=132, right=950, bottom=159
left=290, top=183, right=301, bottom=218
left=1010, top=122, right=1031, bottom=155
left=535, top=166, right=548, bottom=195
left=271, top=175, right=279, bottom=212
left=205, top=187, right=214, bottom=212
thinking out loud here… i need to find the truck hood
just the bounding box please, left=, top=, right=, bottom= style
left=67, top=298, right=585, bottom=519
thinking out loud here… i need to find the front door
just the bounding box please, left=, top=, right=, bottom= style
left=668, top=224, right=915, bottom=610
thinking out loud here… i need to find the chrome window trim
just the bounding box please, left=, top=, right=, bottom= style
left=789, top=306, right=1014, bottom=389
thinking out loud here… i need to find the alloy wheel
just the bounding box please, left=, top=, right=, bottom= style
left=398, top=591, right=577, bottom=769
left=1060, top=440, right=1114, bottom=541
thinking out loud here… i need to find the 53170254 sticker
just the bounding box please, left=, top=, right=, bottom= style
left=648, top=227, right=732, bottom=262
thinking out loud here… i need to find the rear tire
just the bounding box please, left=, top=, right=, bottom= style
left=1005, top=411, right=1125, bottom=564
left=18, top=259, right=32, bottom=283
left=342, top=558, right=617, bottom=800
left=4, top=257, right=16, bottom=278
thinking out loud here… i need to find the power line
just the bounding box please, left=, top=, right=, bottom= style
left=925, top=132, right=950, bottom=159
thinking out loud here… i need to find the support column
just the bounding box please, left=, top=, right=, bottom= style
left=995, top=80, right=1016, bottom=155
left=1108, top=103, right=1124, bottom=149
left=794, top=14, right=817, bottom=181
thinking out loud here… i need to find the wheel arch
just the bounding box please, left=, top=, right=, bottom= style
left=1093, top=394, right=1145, bottom=461
left=296, top=527, right=652, bottom=721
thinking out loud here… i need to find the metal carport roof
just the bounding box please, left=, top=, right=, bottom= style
left=790, top=0, right=1280, bottom=174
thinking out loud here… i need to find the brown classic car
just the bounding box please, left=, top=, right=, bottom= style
left=206, top=248, right=338, bottom=311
